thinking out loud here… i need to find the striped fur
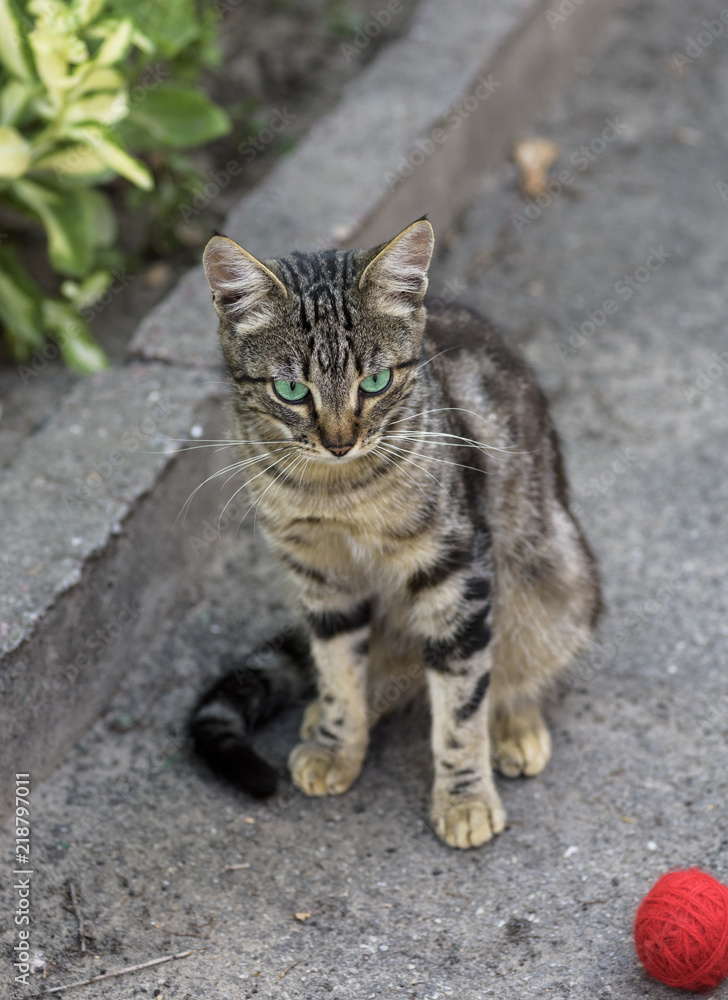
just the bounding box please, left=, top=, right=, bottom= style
left=193, top=219, right=602, bottom=849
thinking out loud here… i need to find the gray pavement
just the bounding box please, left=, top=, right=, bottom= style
left=3, top=0, right=728, bottom=997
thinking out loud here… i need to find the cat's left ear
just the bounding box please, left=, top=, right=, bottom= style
left=203, top=234, right=287, bottom=332
left=359, top=218, right=434, bottom=317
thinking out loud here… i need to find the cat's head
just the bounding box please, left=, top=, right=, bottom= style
left=202, top=219, right=434, bottom=461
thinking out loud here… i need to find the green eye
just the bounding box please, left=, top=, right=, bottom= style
left=360, top=369, right=392, bottom=394
left=273, top=379, right=310, bottom=402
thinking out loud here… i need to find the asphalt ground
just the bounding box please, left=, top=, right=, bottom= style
left=3, top=0, right=728, bottom=997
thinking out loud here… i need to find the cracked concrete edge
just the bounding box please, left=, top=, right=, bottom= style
left=0, top=368, right=230, bottom=817
left=0, top=0, right=619, bottom=820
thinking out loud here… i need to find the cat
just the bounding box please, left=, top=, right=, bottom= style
left=190, top=218, right=602, bottom=849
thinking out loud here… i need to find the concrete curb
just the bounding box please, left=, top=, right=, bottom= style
left=0, top=0, right=619, bottom=818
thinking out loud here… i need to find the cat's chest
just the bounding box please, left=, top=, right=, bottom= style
left=266, top=509, right=442, bottom=595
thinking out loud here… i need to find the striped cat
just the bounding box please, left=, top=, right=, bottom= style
left=191, top=218, right=601, bottom=849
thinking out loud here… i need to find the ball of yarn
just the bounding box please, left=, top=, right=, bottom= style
left=634, top=868, right=728, bottom=991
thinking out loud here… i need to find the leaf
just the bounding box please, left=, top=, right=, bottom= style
left=78, top=67, right=124, bottom=93
left=113, top=0, right=200, bottom=59
left=73, top=0, right=105, bottom=28
left=0, top=126, right=31, bottom=177
left=11, top=178, right=96, bottom=275
left=0, top=0, right=34, bottom=81
left=64, top=91, right=128, bottom=125
left=42, top=298, right=108, bottom=373
left=94, top=18, right=133, bottom=67
left=29, top=36, right=70, bottom=100
left=69, top=126, right=153, bottom=189
left=120, top=84, right=231, bottom=150
left=33, top=143, right=112, bottom=179
left=0, top=79, right=37, bottom=126
left=79, top=187, right=117, bottom=249
left=0, top=246, right=44, bottom=350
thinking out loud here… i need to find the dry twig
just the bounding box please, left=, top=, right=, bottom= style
left=66, top=879, right=86, bottom=953
left=26, top=948, right=201, bottom=997
left=274, top=958, right=302, bottom=983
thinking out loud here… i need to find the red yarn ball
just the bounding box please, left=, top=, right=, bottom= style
left=634, top=868, right=728, bottom=992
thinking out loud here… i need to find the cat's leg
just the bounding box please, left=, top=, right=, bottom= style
left=489, top=522, right=601, bottom=778
left=426, top=659, right=505, bottom=849
left=289, top=599, right=371, bottom=796
left=414, top=576, right=506, bottom=849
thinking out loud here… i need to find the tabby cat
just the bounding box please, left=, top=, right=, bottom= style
left=190, top=218, right=601, bottom=849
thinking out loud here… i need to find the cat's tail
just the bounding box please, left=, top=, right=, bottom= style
left=188, top=629, right=314, bottom=798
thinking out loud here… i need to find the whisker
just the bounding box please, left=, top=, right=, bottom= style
left=383, top=434, right=515, bottom=464
left=168, top=437, right=295, bottom=447
left=211, top=457, right=290, bottom=540
left=217, top=450, right=295, bottom=527
left=416, top=347, right=457, bottom=371
left=390, top=406, right=493, bottom=428
left=372, top=445, right=433, bottom=502
left=239, top=453, right=300, bottom=538
left=256, top=454, right=306, bottom=534
left=177, top=448, right=291, bottom=525
left=378, top=443, right=453, bottom=499
left=215, top=450, right=291, bottom=501
left=381, top=442, right=488, bottom=477
left=387, top=431, right=541, bottom=455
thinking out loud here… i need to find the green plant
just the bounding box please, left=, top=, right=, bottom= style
left=0, top=0, right=230, bottom=372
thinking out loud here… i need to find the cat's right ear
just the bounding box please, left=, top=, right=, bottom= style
left=203, top=235, right=287, bottom=333
left=358, top=218, right=434, bottom=318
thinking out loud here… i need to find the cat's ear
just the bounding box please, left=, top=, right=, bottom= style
left=358, top=218, right=434, bottom=317
left=203, top=235, right=287, bottom=332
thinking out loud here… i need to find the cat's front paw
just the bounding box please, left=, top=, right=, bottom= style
left=289, top=742, right=363, bottom=796
left=431, top=792, right=506, bottom=849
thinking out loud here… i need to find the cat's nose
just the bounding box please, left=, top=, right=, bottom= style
left=325, top=442, right=355, bottom=457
